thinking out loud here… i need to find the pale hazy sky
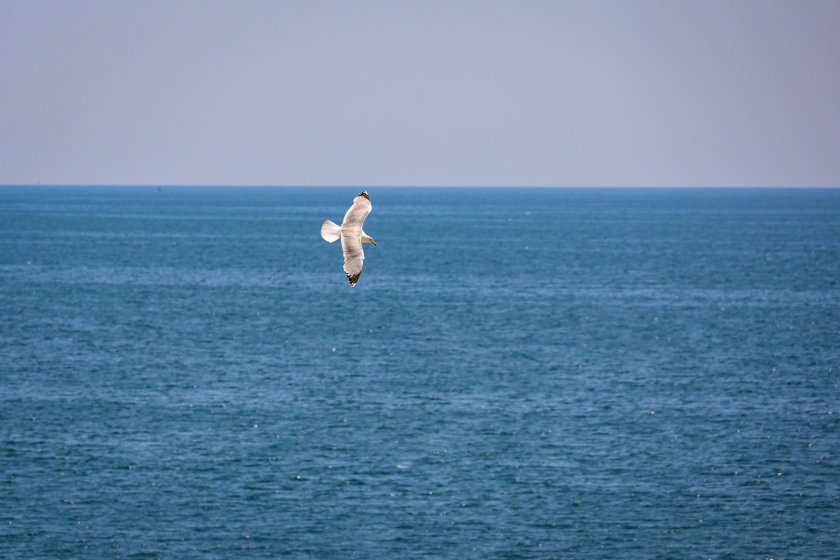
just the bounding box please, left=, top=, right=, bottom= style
left=1, top=1, right=839, bottom=186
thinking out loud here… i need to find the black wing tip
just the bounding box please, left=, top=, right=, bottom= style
left=346, top=272, right=361, bottom=286
left=359, top=191, right=370, bottom=200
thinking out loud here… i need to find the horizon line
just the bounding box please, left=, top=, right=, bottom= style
left=2, top=183, right=839, bottom=189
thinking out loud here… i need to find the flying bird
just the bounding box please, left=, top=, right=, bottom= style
left=321, top=191, right=377, bottom=286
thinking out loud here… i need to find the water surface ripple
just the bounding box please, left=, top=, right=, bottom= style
left=1, top=187, right=839, bottom=558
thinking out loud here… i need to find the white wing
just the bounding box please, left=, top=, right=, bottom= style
left=341, top=193, right=372, bottom=230
left=341, top=235, right=364, bottom=286
left=338, top=192, right=372, bottom=286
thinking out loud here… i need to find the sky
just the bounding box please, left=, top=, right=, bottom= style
left=1, top=1, right=839, bottom=187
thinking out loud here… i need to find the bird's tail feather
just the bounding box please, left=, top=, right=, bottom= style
left=320, top=220, right=341, bottom=243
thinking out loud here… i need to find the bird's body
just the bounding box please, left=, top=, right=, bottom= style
left=321, top=191, right=377, bottom=286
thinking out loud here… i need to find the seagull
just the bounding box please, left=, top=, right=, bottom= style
left=321, top=191, right=377, bottom=286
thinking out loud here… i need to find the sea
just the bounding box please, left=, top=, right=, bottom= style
left=1, top=186, right=839, bottom=559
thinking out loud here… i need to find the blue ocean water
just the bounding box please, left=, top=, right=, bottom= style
left=1, top=186, right=839, bottom=559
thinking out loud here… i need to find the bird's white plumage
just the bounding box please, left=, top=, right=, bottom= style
left=321, top=192, right=375, bottom=286
left=341, top=235, right=364, bottom=281
left=320, top=219, right=341, bottom=243
left=342, top=194, right=372, bottom=228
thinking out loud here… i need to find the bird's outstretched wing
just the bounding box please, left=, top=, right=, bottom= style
left=341, top=192, right=372, bottom=229
left=337, top=191, right=372, bottom=286
left=341, top=235, right=364, bottom=286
